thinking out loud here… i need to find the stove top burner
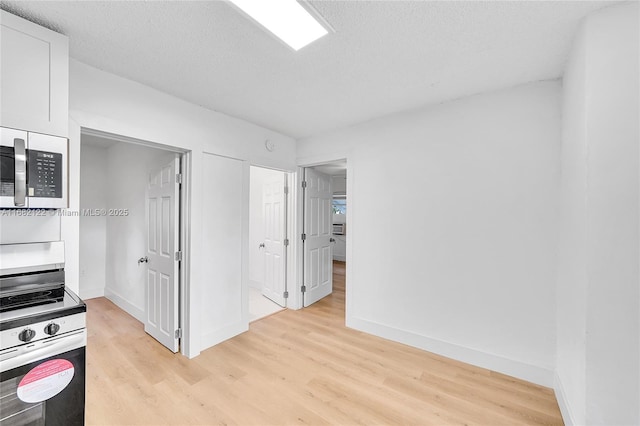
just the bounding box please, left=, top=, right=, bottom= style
left=0, top=269, right=66, bottom=313
left=0, top=287, right=85, bottom=332
left=0, top=266, right=85, bottom=333
left=1, top=285, right=65, bottom=312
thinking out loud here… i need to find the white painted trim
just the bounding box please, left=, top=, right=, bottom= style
left=285, top=171, right=299, bottom=310
left=82, top=127, right=183, bottom=153
left=180, top=152, right=194, bottom=358
left=241, top=161, right=251, bottom=329
left=201, top=322, right=248, bottom=349
left=80, top=287, right=104, bottom=300
left=249, top=279, right=262, bottom=290
left=344, top=157, right=354, bottom=328
left=104, top=287, right=145, bottom=323
left=347, top=316, right=555, bottom=387
left=291, top=167, right=306, bottom=310
left=297, top=152, right=350, bottom=168
left=554, top=372, right=576, bottom=426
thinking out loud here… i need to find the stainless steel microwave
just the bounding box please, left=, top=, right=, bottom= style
left=0, top=127, right=68, bottom=208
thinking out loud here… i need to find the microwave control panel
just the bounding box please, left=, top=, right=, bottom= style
left=27, top=149, right=63, bottom=198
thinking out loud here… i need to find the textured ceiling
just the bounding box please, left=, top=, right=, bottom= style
left=0, top=1, right=617, bottom=139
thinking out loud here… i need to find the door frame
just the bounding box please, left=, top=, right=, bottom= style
left=248, top=164, right=297, bottom=311
left=79, top=127, right=191, bottom=356
left=294, top=155, right=351, bottom=313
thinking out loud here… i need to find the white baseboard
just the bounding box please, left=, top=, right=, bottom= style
left=201, top=322, right=248, bottom=350
left=347, top=316, right=554, bottom=388
left=104, top=287, right=145, bottom=323
left=80, top=287, right=104, bottom=300
left=333, top=255, right=346, bottom=262
left=554, top=372, right=575, bottom=426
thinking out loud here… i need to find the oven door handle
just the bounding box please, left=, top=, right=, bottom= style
left=0, top=330, right=86, bottom=373
left=13, top=137, right=27, bottom=207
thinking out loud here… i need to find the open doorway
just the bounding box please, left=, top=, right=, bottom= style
left=249, top=165, right=289, bottom=321
left=78, top=130, right=187, bottom=353
left=300, top=160, right=347, bottom=309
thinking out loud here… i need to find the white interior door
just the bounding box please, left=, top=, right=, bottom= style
left=145, top=156, right=180, bottom=352
left=262, top=172, right=287, bottom=307
left=303, top=168, right=332, bottom=307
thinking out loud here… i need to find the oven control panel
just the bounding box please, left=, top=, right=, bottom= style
left=0, top=313, right=86, bottom=350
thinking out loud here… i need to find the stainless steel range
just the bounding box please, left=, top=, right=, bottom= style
left=0, top=241, right=86, bottom=426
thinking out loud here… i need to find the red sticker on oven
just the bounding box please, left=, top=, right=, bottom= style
left=17, top=359, right=75, bottom=403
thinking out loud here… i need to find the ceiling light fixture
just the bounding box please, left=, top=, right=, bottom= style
left=228, top=0, right=330, bottom=51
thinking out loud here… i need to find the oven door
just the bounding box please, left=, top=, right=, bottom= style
left=0, top=330, right=85, bottom=426
left=0, top=128, right=28, bottom=208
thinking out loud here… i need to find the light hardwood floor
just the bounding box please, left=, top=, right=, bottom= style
left=86, top=261, right=563, bottom=425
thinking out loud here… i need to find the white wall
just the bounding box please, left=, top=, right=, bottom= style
left=556, top=13, right=588, bottom=423
left=78, top=141, right=175, bottom=315
left=249, top=166, right=285, bottom=289
left=298, top=81, right=561, bottom=386
left=65, top=60, right=297, bottom=357
left=78, top=144, right=108, bottom=299
left=557, top=3, right=639, bottom=425
left=332, top=175, right=347, bottom=194
left=104, top=142, right=174, bottom=322
left=201, top=153, right=247, bottom=347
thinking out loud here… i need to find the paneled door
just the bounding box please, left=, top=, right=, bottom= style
left=262, top=172, right=287, bottom=307
left=145, top=156, right=180, bottom=352
left=303, top=168, right=332, bottom=307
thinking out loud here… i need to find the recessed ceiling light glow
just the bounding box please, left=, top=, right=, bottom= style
left=228, top=0, right=329, bottom=51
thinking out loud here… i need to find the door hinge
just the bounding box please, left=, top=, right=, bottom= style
left=301, top=233, right=306, bottom=241
left=284, top=186, right=289, bottom=195
left=175, top=251, right=183, bottom=261
left=283, top=291, right=289, bottom=299
left=301, top=285, right=307, bottom=293
left=176, top=173, right=182, bottom=184
left=284, top=238, right=289, bottom=246
left=302, top=181, right=307, bottom=188
left=175, top=328, right=182, bottom=339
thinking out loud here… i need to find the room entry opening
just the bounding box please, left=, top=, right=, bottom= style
left=300, top=160, right=346, bottom=308
left=78, top=129, right=188, bottom=354
left=248, top=166, right=291, bottom=322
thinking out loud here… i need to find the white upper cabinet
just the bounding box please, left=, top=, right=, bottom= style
left=0, top=11, right=69, bottom=137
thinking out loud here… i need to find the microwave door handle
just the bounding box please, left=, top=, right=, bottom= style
left=13, top=138, right=27, bottom=207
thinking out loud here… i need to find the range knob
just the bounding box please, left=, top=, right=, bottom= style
left=44, top=323, right=60, bottom=336
left=18, top=328, right=36, bottom=342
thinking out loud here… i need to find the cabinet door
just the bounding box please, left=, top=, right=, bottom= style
left=0, top=11, right=69, bottom=137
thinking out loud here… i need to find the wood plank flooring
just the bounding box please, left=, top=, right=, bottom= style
left=85, top=261, right=563, bottom=425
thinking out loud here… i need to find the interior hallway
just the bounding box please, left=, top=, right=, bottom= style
left=85, top=261, right=562, bottom=425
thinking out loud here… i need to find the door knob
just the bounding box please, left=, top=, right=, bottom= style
left=258, top=243, right=265, bottom=249
left=138, top=256, right=149, bottom=264
left=330, top=238, right=336, bottom=243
